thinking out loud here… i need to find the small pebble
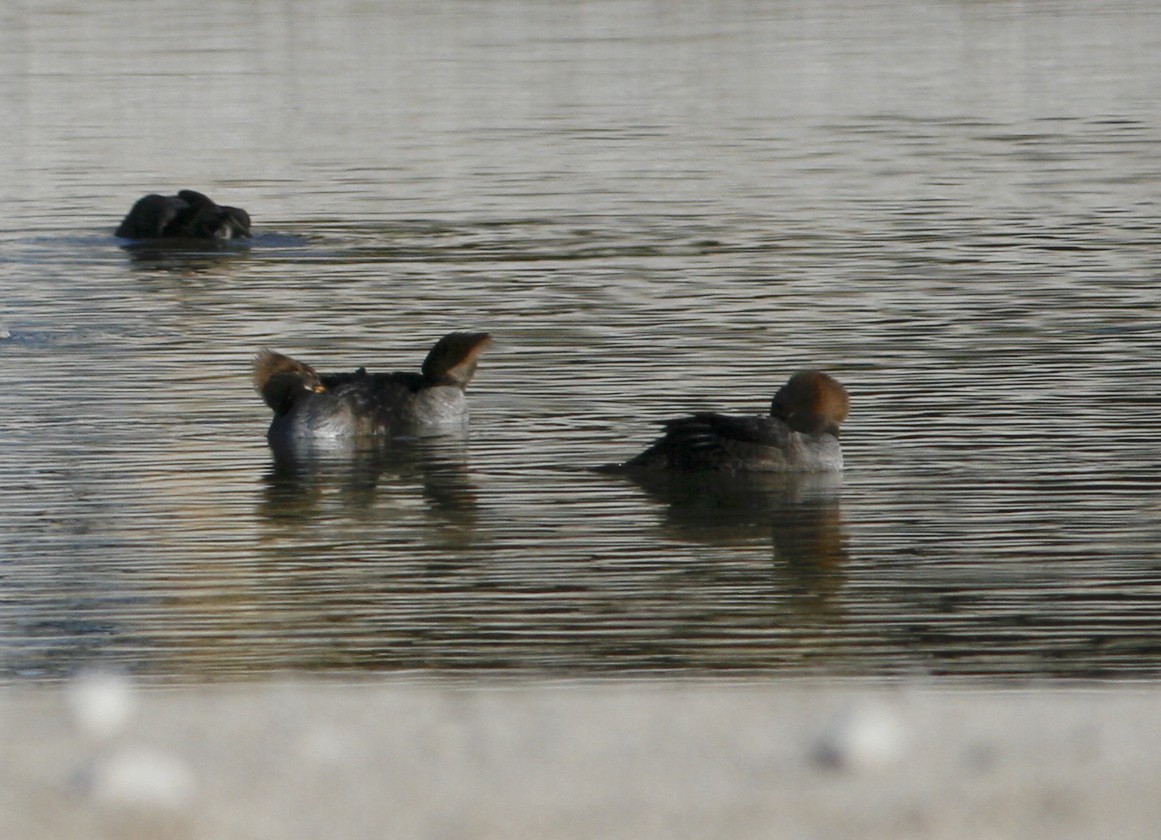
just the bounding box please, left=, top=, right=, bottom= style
left=813, top=703, right=907, bottom=772
left=67, top=671, right=135, bottom=740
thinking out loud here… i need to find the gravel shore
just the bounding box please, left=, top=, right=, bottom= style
left=2, top=678, right=1159, bottom=839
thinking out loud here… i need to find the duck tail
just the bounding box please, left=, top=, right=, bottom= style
left=253, top=349, right=288, bottom=394
left=421, top=332, right=492, bottom=388
left=253, top=349, right=322, bottom=413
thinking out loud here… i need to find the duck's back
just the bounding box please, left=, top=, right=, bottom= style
left=259, top=332, right=490, bottom=446
left=115, top=190, right=251, bottom=240
left=271, top=370, right=469, bottom=442
left=624, top=412, right=842, bottom=473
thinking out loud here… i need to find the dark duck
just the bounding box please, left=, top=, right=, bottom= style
left=115, top=189, right=251, bottom=240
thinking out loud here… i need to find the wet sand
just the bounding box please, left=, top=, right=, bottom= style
left=2, top=678, right=1159, bottom=839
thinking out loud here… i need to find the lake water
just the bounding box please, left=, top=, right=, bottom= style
left=2, top=0, right=1161, bottom=682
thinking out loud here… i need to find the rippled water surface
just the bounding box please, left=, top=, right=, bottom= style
left=3, top=0, right=1161, bottom=682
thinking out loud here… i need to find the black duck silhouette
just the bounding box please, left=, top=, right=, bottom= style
left=115, top=189, right=251, bottom=240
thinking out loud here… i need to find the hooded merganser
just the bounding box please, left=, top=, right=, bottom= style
left=254, top=332, right=491, bottom=444
left=613, top=370, right=849, bottom=473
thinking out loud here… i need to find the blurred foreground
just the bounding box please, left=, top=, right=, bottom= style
left=2, top=677, right=1159, bottom=839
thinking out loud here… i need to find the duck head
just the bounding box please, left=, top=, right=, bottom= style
left=770, top=370, right=849, bottom=437
left=420, top=332, right=492, bottom=388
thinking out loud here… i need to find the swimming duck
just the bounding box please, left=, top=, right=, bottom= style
left=254, top=332, right=492, bottom=444
left=115, top=189, right=251, bottom=240
left=612, top=370, right=849, bottom=473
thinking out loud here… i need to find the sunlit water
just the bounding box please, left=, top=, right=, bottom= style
left=2, top=0, right=1161, bottom=682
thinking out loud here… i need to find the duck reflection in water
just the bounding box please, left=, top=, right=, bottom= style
left=623, top=470, right=849, bottom=606
left=260, top=436, right=480, bottom=539
left=255, top=332, right=491, bottom=537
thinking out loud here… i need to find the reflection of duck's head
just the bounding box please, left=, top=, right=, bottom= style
left=770, top=370, right=849, bottom=437
left=611, top=369, right=849, bottom=474
left=115, top=189, right=251, bottom=240
left=254, top=332, right=491, bottom=445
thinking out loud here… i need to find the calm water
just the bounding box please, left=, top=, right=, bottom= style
left=2, top=0, right=1161, bottom=682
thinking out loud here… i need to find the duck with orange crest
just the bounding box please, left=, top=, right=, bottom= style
left=608, top=370, right=849, bottom=473
left=254, top=332, right=491, bottom=445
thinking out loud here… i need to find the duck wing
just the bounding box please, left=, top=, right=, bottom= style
left=625, top=412, right=789, bottom=470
